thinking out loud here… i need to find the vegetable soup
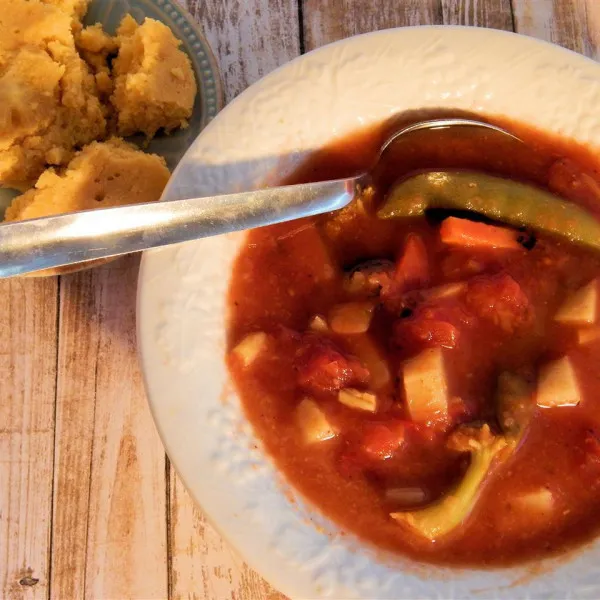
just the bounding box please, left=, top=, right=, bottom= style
left=226, top=113, right=600, bottom=566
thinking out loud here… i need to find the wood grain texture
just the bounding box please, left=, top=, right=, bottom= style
left=441, top=0, right=513, bottom=29
left=303, top=0, right=442, bottom=49
left=185, top=0, right=301, bottom=101
left=0, top=279, right=58, bottom=600
left=50, top=257, right=167, bottom=600
left=512, top=0, right=599, bottom=57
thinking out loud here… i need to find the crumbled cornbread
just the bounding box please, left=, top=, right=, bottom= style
left=39, top=0, right=91, bottom=20
left=0, top=0, right=105, bottom=188
left=5, top=138, right=170, bottom=221
left=76, top=23, right=118, bottom=98
left=111, top=15, right=197, bottom=138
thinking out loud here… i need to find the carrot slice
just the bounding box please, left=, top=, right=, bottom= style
left=440, top=217, right=522, bottom=250
left=395, top=234, right=430, bottom=288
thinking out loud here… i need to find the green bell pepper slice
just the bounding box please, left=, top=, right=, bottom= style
left=377, top=171, right=600, bottom=251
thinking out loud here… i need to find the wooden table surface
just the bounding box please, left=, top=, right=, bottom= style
left=2, top=1, right=600, bottom=598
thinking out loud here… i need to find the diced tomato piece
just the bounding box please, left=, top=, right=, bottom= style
left=440, top=217, right=522, bottom=250
left=360, top=422, right=405, bottom=460
left=394, top=318, right=459, bottom=349
left=295, top=334, right=370, bottom=395
left=393, top=302, right=472, bottom=350
left=466, top=273, right=531, bottom=332
left=395, top=234, right=430, bottom=291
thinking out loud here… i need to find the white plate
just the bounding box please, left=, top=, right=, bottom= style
left=138, top=26, right=600, bottom=599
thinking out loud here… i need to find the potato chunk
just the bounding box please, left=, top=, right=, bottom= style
left=578, top=326, right=600, bottom=345
left=329, top=301, right=375, bottom=334
left=515, top=488, right=554, bottom=515
left=308, top=315, right=328, bottom=333
left=344, top=334, right=390, bottom=390
left=295, top=398, right=336, bottom=443
left=231, top=332, right=267, bottom=367
left=402, top=348, right=448, bottom=423
left=555, top=280, right=597, bottom=325
left=338, top=388, right=377, bottom=412
left=536, top=356, right=581, bottom=408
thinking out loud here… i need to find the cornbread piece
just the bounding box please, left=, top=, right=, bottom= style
left=40, top=0, right=91, bottom=20
left=111, top=15, right=197, bottom=138
left=5, top=138, right=170, bottom=221
left=0, top=0, right=105, bottom=188
left=76, top=23, right=118, bottom=98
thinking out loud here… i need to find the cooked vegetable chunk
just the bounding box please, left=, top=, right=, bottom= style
left=345, top=259, right=394, bottom=297
left=402, top=348, right=448, bottom=423
left=515, top=488, right=554, bottom=515
left=391, top=426, right=507, bottom=540
left=496, top=371, right=536, bottom=440
left=338, top=388, right=377, bottom=412
left=295, top=334, right=370, bottom=394
left=440, top=217, right=522, bottom=250
left=578, top=326, right=600, bottom=345
left=466, top=273, right=530, bottom=333
left=360, top=422, right=404, bottom=459
left=555, top=280, right=597, bottom=325
left=232, top=332, right=267, bottom=366
left=344, top=334, right=391, bottom=390
left=395, top=234, right=430, bottom=290
left=329, top=301, right=375, bottom=334
left=295, top=398, right=336, bottom=443
left=378, top=171, right=600, bottom=252
left=308, top=314, right=329, bottom=332
left=537, top=356, right=581, bottom=408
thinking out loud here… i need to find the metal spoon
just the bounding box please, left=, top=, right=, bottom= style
left=0, top=118, right=520, bottom=277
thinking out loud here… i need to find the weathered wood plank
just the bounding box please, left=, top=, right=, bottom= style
left=49, top=270, right=100, bottom=600
left=0, top=279, right=58, bottom=600
left=167, top=1, right=299, bottom=598
left=442, top=0, right=513, bottom=29
left=50, top=257, right=168, bottom=600
left=186, top=0, right=302, bottom=101
left=303, top=0, right=442, bottom=49
left=512, top=0, right=599, bottom=57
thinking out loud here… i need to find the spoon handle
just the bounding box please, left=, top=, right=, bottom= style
left=0, top=178, right=357, bottom=277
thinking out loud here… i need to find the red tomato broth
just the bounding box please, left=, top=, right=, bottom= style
left=226, top=111, right=600, bottom=566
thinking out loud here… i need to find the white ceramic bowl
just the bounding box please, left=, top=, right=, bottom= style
left=138, top=26, right=600, bottom=599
